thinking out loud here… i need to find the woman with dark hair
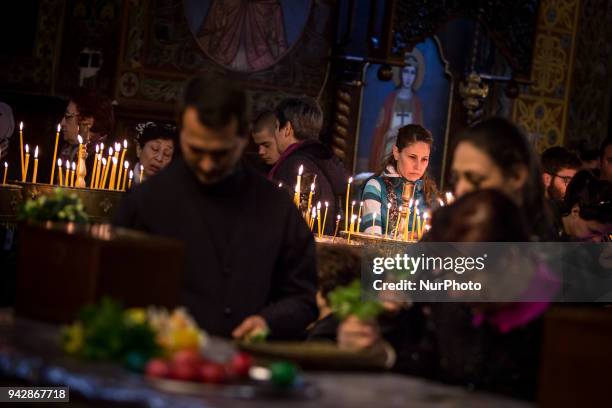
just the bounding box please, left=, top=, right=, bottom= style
left=133, top=122, right=177, bottom=184
left=450, top=117, right=554, bottom=241
left=59, top=89, right=114, bottom=167
left=339, top=190, right=558, bottom=401
left=360, top=124, right=439, bottom=235
left=560, top=170, right=612, bottom=242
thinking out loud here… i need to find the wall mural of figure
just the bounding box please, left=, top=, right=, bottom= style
left=369, top=50, right=425, bottom=170
left=184, top=0, right=312, bottom=72
left=356, top=37, right=452, bottom=184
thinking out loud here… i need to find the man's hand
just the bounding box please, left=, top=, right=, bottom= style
left=232, top=315, right=269, bottom=340
left=337, top=315, right=381, bottom=350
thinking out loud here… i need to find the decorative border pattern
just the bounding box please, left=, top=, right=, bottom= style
left=512, top=0, right=580, bottom=152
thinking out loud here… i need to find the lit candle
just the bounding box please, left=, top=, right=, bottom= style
left=445, top=192, right=454, bottom=205
left=420, top=211, right=429, bottom=238
left=437, top=198, right=445, bottom=207
left=306, top=182, right=315, bottom=224
left=76, top=134, right=83, bottom=179
left=350, top=201, right=355, bottom=232
left=393, top=206, right=403, bottom=240
left=345, top=176, right=352, bottom=231
left=101, top=147, right=113, bottom=189
left=356, top=201, right=363, bottom=233
left=50, top=124, right=60, bottom=184
left=332, top=214, right=341, bottom=242
left=109, top=144, right=119, bottom=190
left=2, top=162, right=7, bottom=185
left=404, top=199, right=413, bottom=241
left=64, top=160, right=70, bottom=186
left=322, top=201, right=329, bottom=236
left=90, top=144, right=99, bottom=188
left=22, top=144, right=30, bottom=182
left=109, top=157, right=118, bottom=190
left=348, top=214, right=357, bottom=243
left=19, top=122, right=24, bottom=180
left=416, top=208, right=422, bottom=240
left=139, top=164, right=144, bottom=183
left=316, top=201, right=322, bottom=238
left=385, top=202, right=391, bottom=237
left=121, top=160, right=129, bottom=190
left=278, top=182, right=283, bottom=188
left=57, top=159, right=63, bottom=186
left=70, top=161, right=76, bottom=187
left=31, top=146, right=39, bottom=183
left=410, top=200, right=419, bottom=241
left=117, top=139, right=127, bottom=188
left=128, top=169, right=133, bottom=189
left=100, top=157, right=108, bottom=189
left=294, top=164, right=303, bottom=207
left=310, top=206, right=316, bottom=232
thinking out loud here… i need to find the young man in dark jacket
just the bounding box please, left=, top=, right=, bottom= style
left=270, top=97, right=348, bottom=234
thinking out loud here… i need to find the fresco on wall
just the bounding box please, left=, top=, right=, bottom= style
left=355, top=37, right=452, bottom=183
left=183, top=0, right=312, bottom=72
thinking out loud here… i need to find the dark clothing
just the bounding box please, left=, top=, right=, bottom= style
left=387, top=304, right=542, bottom=401
left=271, top=140, right=347, bottom=235
left=113, top=157, right=318, bottom=339
left=306, top=314, right=339, bottom=342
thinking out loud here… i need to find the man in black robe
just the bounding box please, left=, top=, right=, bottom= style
left=113, top=76, right=317, bottom=340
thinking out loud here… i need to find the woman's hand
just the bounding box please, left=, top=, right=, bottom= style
left=337, top=315, right=381, bottom=350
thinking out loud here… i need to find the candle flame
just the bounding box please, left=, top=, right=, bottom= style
left=415, top=199, right=419, bottom=207
left=129, top=170, right=133, bottom=179
left=416, top=208, right=420, bottom=216
left=348, top=176, right=353, bottom=183
left=95, top=144, right=99, bottom=153
left=409, top=198, right=413, bottom=208
left=124, top=160, right=129, bottom=169
left=57, top=159, right=62, bottom=166
left=140, top=164, right=144, bottom=171
left=298, top=165, right=303, bottom=176
left=4, top=162, right=7, bottom=168
left=325, top=201, right=329, bottom=207
left=100, top=142, right=104, bottom=150
left=123, top=139, right=128, bottom=148
left=438, top=198, right=445, bottom=207
left=278, top=182, right=283, bottom=188
left=109, top=147, right=113, bottom=156
left=56, top=124, right=61, bottom=132
left=317, top=201, right=321, bottom=209
left=351, top=214, right=357, bottom=221
left=112, top=157, right=117, bottom=164
left=360, top=201, right=363, bottom=207
left=19, top=121, right=23, bottom=131
left=34, top=146, right=38, bottom=158
left=25, top=144, right=29, bottom=153
left=423, top=211, right=429, bottom=220
left=310, top=182, right=315, bottom=191
left=71, top=161, right=76, bottom=170
left=102, top=158, right=107, bottom=165
left=352, top=200, right=355, bottom=205
left=65, top=161, right=70, bottom=169
left=77, top=134, right=83, bottom=144
left=337, top=214, right=341, bottom=220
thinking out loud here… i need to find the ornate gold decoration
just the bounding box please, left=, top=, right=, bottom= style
left=459, top=72, right=489, bottom=122
left=512, top=0, right=580, bottom=152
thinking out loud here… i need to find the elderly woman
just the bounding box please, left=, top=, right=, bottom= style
left=133, top=122, right=177, bottom=184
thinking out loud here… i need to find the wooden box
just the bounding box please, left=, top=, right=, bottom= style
left=15, top=222, right=185, bottom=323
